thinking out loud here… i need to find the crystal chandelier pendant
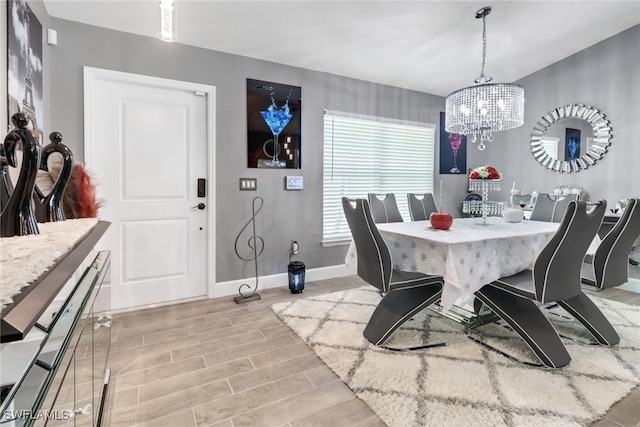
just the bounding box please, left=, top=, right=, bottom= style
left=444, top=6, right=525, bottom=150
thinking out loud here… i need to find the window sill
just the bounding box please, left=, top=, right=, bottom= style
left=321, top=239, right=351, bottom=248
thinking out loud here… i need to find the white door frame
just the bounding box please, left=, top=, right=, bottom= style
left=83, top=66, right=217, bottom=302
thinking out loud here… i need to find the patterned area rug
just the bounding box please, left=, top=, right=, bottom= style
left=272, top=287, right=640, bottom=427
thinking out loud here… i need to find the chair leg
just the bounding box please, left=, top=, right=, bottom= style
left=558, top=292, right=620, bottom=346
left=474, top=287, right=571, bottom=369
left=364, top=285, right=442, bottom=346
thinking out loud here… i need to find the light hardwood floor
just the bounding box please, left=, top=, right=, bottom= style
left=103, top=275, right=640, bottom=427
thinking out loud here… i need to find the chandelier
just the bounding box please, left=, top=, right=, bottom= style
left=445, top=7, right=524, bottom=150
left=158, top=0, right=177, bottom=42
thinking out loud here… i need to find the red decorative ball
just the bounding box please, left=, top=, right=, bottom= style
left=430, top=212, right=453, bottom=230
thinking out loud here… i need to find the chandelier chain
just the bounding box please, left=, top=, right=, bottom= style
left=480, top=14, right=487, bottom=80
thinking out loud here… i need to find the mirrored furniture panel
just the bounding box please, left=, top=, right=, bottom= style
left=0, top=223, right=111, bottom=427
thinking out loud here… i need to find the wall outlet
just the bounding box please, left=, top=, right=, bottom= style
left=291, top=240, right=299, bottom=255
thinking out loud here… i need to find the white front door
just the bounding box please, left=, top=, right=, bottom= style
left=84, top=67, right=215, bottom=311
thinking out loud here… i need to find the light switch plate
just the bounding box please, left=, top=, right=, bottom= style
left=239, top=178, right=257, bottom=191
left=285, top=176, right=303, bottom=190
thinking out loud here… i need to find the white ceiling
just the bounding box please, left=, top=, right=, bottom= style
left=43, top=0, right=640, bottom=96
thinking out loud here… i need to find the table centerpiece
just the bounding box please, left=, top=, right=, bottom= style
left=464, top=165, right=505, bottom=225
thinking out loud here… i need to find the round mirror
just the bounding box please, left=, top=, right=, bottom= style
left=530, top=104, right=612, bottom=173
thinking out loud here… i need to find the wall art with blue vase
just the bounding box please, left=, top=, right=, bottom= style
left=565, top=127, right=581, bottom=160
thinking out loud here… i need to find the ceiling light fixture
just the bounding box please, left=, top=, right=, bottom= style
left=445, top=7, right=525, bottom=150
left=158, top=0, right=177, bottom=42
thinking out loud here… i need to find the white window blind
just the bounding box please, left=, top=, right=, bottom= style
left=541, top=137, right=559, bottom=160
left=323, top=110, right=436, bottom=243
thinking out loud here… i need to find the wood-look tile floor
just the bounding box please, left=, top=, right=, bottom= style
left=103, top=275, right=640, bottom=427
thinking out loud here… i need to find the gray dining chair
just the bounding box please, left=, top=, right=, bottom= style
left=342, top=197, right=444, bottom=349
left=582, top=198, right=640, bottom=290
left=407, top=193, right=438, bottom=221
left=529, top=193, right=578, bottom=222
left=510, top=193, right=533, bottom=208
left=367, top=193, right=404, bottom=223
left=473, top=200, right=611, bottom=368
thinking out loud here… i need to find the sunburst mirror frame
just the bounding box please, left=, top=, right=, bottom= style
left=530, top=104, right=612, bottom=173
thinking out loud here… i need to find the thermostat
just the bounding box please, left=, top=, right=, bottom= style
left=285, top=176, right=304, bottom=190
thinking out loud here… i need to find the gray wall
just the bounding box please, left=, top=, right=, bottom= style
left=46, top=17, right=444, bottom=282
left=468, top=24, right=640, bottom=206
left=6, top=3, right=638, bottom=284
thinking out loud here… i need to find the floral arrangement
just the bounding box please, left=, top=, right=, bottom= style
left=469, top=165, right=501, bottom=180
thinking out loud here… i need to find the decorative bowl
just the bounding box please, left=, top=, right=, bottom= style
left=503, top=207, right=524, bottom=223
left=430, top=212, right=453, bottom=230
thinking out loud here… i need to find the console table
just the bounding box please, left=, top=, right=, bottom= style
left=0, top=221, right=111, bottom=427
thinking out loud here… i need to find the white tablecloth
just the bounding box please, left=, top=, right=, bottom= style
left=346, top=217, right=597, bottom=310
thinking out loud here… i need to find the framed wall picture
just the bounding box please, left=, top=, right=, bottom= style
left=565, top=127, right=581, bottom=160
left=438, top=111, right=466, bottom=174
left=247, top=79, right=301, bottom=169
left=7, top=0, right=43, bottom=140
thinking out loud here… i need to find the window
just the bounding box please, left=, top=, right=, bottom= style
left=322, top=110, right=436, bottom=244
left=540, top=136, right=559, bottom=160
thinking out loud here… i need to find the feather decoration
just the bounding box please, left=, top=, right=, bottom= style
left=73, top=163, right=101, bottom=218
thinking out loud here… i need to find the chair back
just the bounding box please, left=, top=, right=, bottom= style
left=407, top=193, right=437, bottom=221
left=530, top=193, right=578, bottom=222
left=342, top=198, right=392, bottom=292
left=592, top=198, right=640, bottom=289
left=533, top=200, right=606, bottom=303
left=511, top=193, right=533, bottom=208
left=367, top=193, right=404, bottom=223
left=551, top=194, right=579, bottom=222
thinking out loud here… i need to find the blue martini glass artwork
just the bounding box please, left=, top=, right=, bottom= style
left=260, top=99, right=293, bottom=167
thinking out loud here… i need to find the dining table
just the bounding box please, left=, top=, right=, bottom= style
left=346, top=216, right=599, bottom=310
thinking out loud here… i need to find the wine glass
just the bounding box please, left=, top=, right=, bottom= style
left=449, top=133, right=462, bottom=173
left=260, top=100, right=293, bottom=167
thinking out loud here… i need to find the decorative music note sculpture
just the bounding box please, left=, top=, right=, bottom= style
left=33, top=132, right=74, bottom=222
left=1, top=113, right=41, bottom=237
left=233, top=196, right=264, bottom=303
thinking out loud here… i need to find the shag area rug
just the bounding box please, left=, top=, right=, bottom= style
left=272, top=287, right=640, bottom=427
left=0, top=218, right=98, bottom=310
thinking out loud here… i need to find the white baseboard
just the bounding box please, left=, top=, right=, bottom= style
left=110, top=264, right=356, bottom=315
left=209, top=263, right=356, bottom=299
left=109, top=294, right=208, bottom=315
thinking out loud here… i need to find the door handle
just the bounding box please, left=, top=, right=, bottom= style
left=191, top=203, right=206, bottom=210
